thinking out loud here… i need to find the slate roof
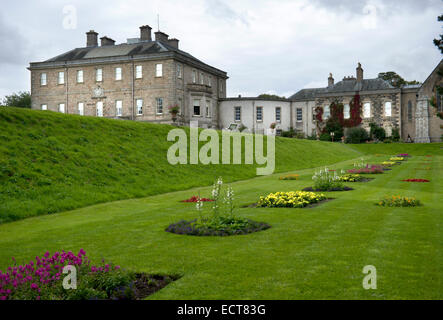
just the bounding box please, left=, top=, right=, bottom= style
left=289, top=88, right=326, bottom=100
left=290, top=78, right=396, bottom=101
left=31, top=40, right=227, bottom=77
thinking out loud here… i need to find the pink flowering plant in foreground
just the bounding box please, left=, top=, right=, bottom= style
left=0, top=249, right=134, bottom=300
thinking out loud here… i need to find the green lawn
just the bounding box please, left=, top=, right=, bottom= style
left=0, top=107, right=361, bottom=223
left=0, top=152, right=441, bottom=299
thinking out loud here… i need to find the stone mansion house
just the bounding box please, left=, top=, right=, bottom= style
left=29, top=25, right=443, bottom=142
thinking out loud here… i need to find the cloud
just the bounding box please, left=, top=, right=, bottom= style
left=0, top=0, right=441, bottom=99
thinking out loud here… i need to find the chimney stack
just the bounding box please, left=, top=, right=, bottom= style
left=356, top=62, right=363, bottom=82
left=100, top=36, right=115, bottom=46
left=167, top=38, right=179, bottom=49
left=140, top=25, right=152, bottom=41
left=328, top=73, right=334, bottom=87
left=86, top=30, right=98, bottom=47
left=155, top=31, right=169, bottom=43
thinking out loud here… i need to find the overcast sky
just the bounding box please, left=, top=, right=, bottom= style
left=0, top=0, right=442, bottom=99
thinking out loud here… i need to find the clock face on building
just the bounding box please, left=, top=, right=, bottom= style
left=93, top=86, right=104, bottom=97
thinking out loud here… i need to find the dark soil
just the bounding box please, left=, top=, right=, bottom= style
left=243, top=198, right=334, bottom=209
left=356, top=178, right=374, bottom=182
left=165, top=219, right=271, bottom=236
left=133, top=273, right=179, bottom=299
left=302, top=186, right=354, bottom=192
left=111, top=273, right=180, bottom=300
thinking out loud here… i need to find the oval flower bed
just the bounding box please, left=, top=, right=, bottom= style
left=401, top=179, right=430, bottom=182
left=181, top=196, right=214, bottom=202
left=376, top=195, right=421, bottom=207
left=168, top=177, right=270, bottom=237
left=338, top=173, right=372, bottom=182
left=279, top=174, right=299, bottom=180
left=348, top=165, right=384, bottom=174
left=166, top=217, right=270, bottom=236
left=257, top=191, right=327, bottom=208
left=0, top=250, right=177, bottom=300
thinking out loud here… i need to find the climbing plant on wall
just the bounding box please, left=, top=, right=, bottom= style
left=344, top=93, right=363, bottom=127
left=429, top=67, right=443, bottom=120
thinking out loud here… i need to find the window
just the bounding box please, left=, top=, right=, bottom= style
left=275, top=107, right=281, bottom=122
left=384, top=101, right=392, bottom=117
left=40, top=73, right=47, bottom=86
left=156, top=98, right=163, bottom=114
left=58, top=72, right=65, bottom=85
left=96, top=101, right=103, bottom=117
left=206, top=100, right=211, bottom=117
left=256, top=106, right=263, bottom=121
left=193, top=99, right=201, bottom=116
left=407, top=101, right=413, bottom=121
left=296, top=108, right=303, bottom=121
left=437, top=91, right=443, bottom=112
left=344, top=103, right=350, bottom=119
left=234, top=106, right=241, bottom=121
left=200, top=72, right=204, bottom=85
left=192, top=70, right=197, bottom=83
left=77, top=70, right=84, bottom=83
left=178, top=98, right=182, bottom=115
left=96, top=68, right=103, bottom=82
left=115, top=100, right=122, bottom=117
left=135, top=65, right=142, bottom=79
left=323, top=105, right=330, bottom=119
left=41, top=104, right=47, bottom=111
left=59, top=103, right=65, bottom=113
left=363, top=102, right=371, bottom=118
left=78, top=102, right=84, bottom=116
left=156, top=64, right=163, bottom=77
left=177, top=64, right=182, bottom=78
left=219, top=80, right=223, bottom=94
left=276, top=129, right=282, bottom=136
left=136, top=99, right=143, bottom=115
left=312, top=107, right=316, bottom=121
left=115, top=67, right=122, bottom=80
left=208, top=76, right=212, bottom=87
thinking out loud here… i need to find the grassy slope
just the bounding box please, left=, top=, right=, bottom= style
left=0, top=107, right=361, bottom=223
left=0, top=153, right=441, bottom=299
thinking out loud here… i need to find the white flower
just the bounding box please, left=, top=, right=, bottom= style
left=217, top=177, right=223, bottom=185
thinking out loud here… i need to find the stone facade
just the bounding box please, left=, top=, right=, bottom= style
left=29, top=25, right=228, bottom=128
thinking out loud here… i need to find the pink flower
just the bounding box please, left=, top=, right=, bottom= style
left=31, top=283, right=38, bottom=290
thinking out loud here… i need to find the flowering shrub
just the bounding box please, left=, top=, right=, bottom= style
left=311, top=167, right=344, bottom=191
left=0, top=249, right=175, bottom=300
left=376, top=196, right=421, bottom=207
left=402, top=179, right=430, bottom=182
left=181, top=196, right=213, bottom=202
left=257, top=191, right=327, bottom=208
left=390, top=157, right=404, bottom=161
left=279, top=174, right=299, bottom=180
left=348, top=165, right=384, bottom=174
left=338, top=173, right=364, bottom=182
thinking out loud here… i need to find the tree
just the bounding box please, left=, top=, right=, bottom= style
left=377, top=72, right=419, bottom=88
left=257, top=94, right=286, bottom=99
left=1, top=91, right=31, bottom=108
left=433, top=14, right=443, bottom=54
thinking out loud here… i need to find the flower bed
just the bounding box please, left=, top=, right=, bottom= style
left=257, top=191, right=327, bottom=208
left=169, top=177, right=270, bottom=237
left=347, top=165, right=384, bottom=174
left=181, top=196, right=213, bottom=202
left=382, top=161, right=396, bottom=166
left=390, top=157, right=404, bottom=161
left=396, top=153, right=410, bottom=157
left=0, top=250, right=177, bottom=300
left=338, top=173, right=369, bottom=182
left=166, top=217, right=270, bottom=236
left=401, top=179, right=430, bottom=182
left=279, top=174, right=299, bottom=180
left=376, top=195, right=421, bottom=207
